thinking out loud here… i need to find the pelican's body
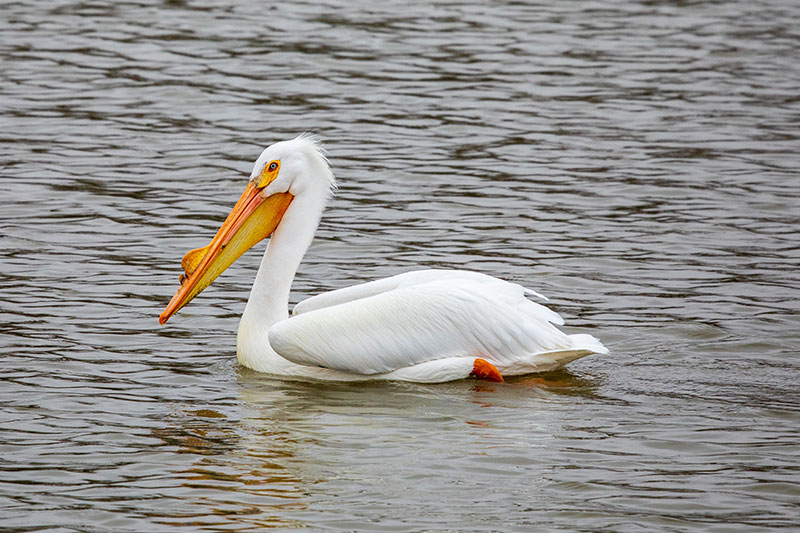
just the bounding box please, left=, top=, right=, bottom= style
left=160, top=135, right=607, bottom=382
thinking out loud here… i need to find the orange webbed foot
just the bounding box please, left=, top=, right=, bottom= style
left=470, top=358, right=504, bottom=383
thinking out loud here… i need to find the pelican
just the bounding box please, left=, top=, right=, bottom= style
left=159, top=135, right=607, bottom=382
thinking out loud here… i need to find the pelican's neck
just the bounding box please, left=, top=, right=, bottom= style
left=240, top=190, right=327, bottom=332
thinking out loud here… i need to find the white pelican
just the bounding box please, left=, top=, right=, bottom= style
left=159, top=135, right=607, bottom=382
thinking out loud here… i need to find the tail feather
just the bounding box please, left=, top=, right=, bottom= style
left=569, top=333, right=609, bottom=355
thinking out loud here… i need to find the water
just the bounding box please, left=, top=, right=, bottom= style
left=2, top=0, right=799, bottom=530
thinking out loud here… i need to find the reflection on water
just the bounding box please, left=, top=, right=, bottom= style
left=152, top=402, right=308, bottom=529
left=1, top=0, right=799, bottom=530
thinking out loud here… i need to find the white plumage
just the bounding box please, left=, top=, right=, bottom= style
left=162, top=135, right=608, bottom=382
left=270, top=270, right=604, bottom=375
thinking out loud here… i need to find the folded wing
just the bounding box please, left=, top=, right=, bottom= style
left=269, top=271, right=605, bottom=375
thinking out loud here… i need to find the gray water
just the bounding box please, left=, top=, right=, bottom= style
left=2, top=0, right=799, bottom=531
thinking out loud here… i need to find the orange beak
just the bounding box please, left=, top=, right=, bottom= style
left=159, top=182, right=293, bottom=325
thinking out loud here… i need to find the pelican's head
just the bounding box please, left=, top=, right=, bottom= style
left=249, top=134, right=335, bottom=198
left=159, top=134, right=334, bottom=325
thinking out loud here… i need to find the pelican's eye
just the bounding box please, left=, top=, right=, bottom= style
left=256, top=160, right=281, bottom=187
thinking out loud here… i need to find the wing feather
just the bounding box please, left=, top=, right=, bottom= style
left=293, top=269, right=554, bottom=315
left=270, top=274, right=596, bottom=375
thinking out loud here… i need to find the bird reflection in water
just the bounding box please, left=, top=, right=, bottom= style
left=150, top=402, right=311, bottom=529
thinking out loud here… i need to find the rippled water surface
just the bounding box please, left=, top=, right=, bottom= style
left=2, top=0, right=799, bottom=530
